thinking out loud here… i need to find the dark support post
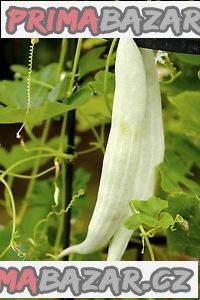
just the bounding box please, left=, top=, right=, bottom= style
left=63, top=109, right=76, bottom=260
left=63, top=39, right=77, bottom=261
left=62, top=39, right=77, bottom=300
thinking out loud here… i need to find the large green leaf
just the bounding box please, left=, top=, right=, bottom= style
left=78, top=46, right=115, bottom=79
left=65, top=86, right=93, bottom=106
left=161, top=73, right=200, bottom=96
left=0, top=63, right=93, bottom=126
left=167, top=193, right=200, bottom=257
left=169, top=91, right=200, bottom=146
left=19, top=179, right=54, bottom=238
left=166, top=133, right=200, bottom=169
left=132, top=197, right=168, bottom=218
left=34, top=63, right=58, bottom=86
left=0, top=136, right=63, bottom=173
left=77, top=95, right=111, bottom=131
left=160, top=150, right=200, bottom=196
left=0, top=102, right=76, bottom=126
left=76, top=71, right=114, bottom=131
left=125, top=215, right=142, bottom=231
left=10, top=64, right=29, bottom=76
left=173, top=53, right=200, bottom=66
left=48, top=74, right=70, bottom=102
left=125, top=197, right=169, bottom=230
left=0, top=80, right=27, bottom=107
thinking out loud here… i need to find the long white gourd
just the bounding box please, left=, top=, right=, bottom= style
left=107, top=48, right=165, bottom=261
left=58, top=39, right=147, bottom=258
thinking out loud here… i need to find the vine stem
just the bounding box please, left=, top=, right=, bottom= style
left=17, top=119, right=51, bottom=223
left=103, top=38, right=118, bottom=115
left=0, top=153, right=73, bottom=182
left=0, top=166, right=56, bottom=180
left=76, top=146, right=99, bottom=156
left=54, top=38, right=83, bottom=254
left=139, top=225, right=155, bottom=261
left=130, top=202, right=155, bottom=261
left=0, top=178, right=16, bottom=258
left=4, top=175, right=14, bottom=217
left=99, top=38, right=117, bottom=150
left=57, top=39, right=68, bottom=82
left=68, top=38, right=83, bottom=97
left=130, top=203, right=155, bottom=300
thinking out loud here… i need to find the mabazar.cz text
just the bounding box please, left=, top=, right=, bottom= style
left=0, top=266, right=194, bottom=297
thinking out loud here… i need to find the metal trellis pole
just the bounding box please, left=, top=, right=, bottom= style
left=62, top=39, right=77, bottom=300
left=63, top=39, right=77, bottom=261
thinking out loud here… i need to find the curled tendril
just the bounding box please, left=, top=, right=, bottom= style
left=16, top=38, right=39, bottom=139
left=11, top=242, right=26, bottom=260
left=33, top=189, right=85, bottom=240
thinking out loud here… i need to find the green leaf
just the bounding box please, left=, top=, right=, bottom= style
left=65, top=86, right=93, bottom=106
left=166, top=133, right=200, bottom=169
left=0, top=80, right=28, bottom=107
left=0, top=66, right=93, bottom=126
left=48, top=74, right=70, bottom=102
left=0, top=102, right=77, bottom=126
left=160, top=150, right=200, bottom=196
left=161, top=72, right=200, bottom=96
left=88, top=70, right=115, bottom=95
left=125, top=197, right=169, bottom=231
left=124, top=215, right=142, bottom=231
left=0, top=62, right=113, bottom=130
left=131, top=197, right=168, bottom=219
left=167, top=193, right=199, bottom=219
left=19, top=179, right=54, bottom=238
left=167, top=193, right=200, bottom=257
left=77, top=95, right=111, bottom=131
left=10, top=64, right=29, bottom=76
left=78, top=46, right=115, bottom=79
left=169, top=91, right=200, bottom=146
left=83, top=38, right=107, bottom=50
left=0, top=136, right=63, bottom=173
left=159, top=212, right=174, bottom=229
left=0, top=63, right=78, bottom=126
left=10, top=63, right=57, bottom=88
left=138, top=214, right=159, bottom=228
left=36, top=63, right=58, bottom=86
left=173, top=53, right=200, bottom=66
